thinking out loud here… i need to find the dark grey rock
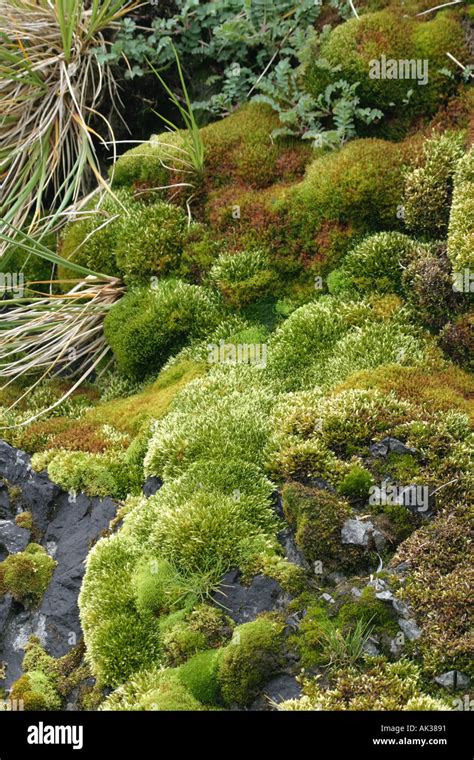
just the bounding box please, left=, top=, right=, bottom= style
left=211, top=569, right=291, bottom=624
left=277, top=527, right=307, bottom=568
left=362, top=636, right=381, bottom=656
left=284, top=612, right=302, bottom=633
left=370, top=437, right=417, bottom=458
left=434, top=671, right=470, bottom=691
left=0, top=483, right=10, bottom=519
left=0, top=594, right=13, bottom=636
left=250, top=674, right=302, bottom=710
left=0, top=442, right=118, bottom=686
left=0, top=520, right=30, bottom=555
left=0, top=441, right=60, bottom=533
left=306, top=478, right=334, bottom=492
left=320, top=592, right=335, bottom=604
left=398, top=618, right=422, bottom=641
left=38, top=492, right=116, bottom=657
left=391, top=560, right=412, bottom=575
left=375, top=590, right=395, bottom=603
left=373, top=529, right=388, bottom=552
left=392, top=598, right=410, bottom=618
left=142, top=476, right=162, bottom=497
left=341, top=518, right=374, bottom=547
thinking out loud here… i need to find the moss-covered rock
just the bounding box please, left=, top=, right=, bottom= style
left=304, top=11, right=467, bottom=126
left=285, top=139, right=412, bottom=270
left=178, top=649, right=222, bottom=705
left=161, top=604, right=233, bottom=667
left=10, top=670, right=61, bottom=711
left=0, top=544, right=56, bottom=605
left=337, top=587, right=399, bottom=638
left=112, top=103, right=311, bottom=196
left=218, top=618, right=284, bottom=706
left=101, top=667, right=205, bottom=711
left=281, top=482, right=357, bottom=570
left=111, top=130, right=187, bottom=192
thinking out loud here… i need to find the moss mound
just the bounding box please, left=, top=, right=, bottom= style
left=304, top=11, right=467, bottom=123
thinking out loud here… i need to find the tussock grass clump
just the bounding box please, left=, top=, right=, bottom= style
left=0, top=0, right=136, bottom=249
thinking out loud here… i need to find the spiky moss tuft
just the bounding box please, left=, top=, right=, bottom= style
left=178, top=649, right=222, bottom=706
left=327, top=233, right=426, bottom=297
left=114, top=201, right=199, bottom=283
left=266, top=386, right=416, bottom=483
left=208, top=249, right=277, bottom=309
left=281, top=482, right=358, bottom=570
left=100, top=667, right=205, bottom=711
left=266, top=296, right=430, bottom=392
left=448, top=147, right=474, bottom=272
left=393, top=506, right=474, bottom=676
left=403, top=131, right=466, bottom=240
left=402, top=243, right=461, bottom=330
left=58, top=189, right=135, bottom=280
left=10, top=670, right=61, bottom=711
left=104, top=280, right=223, bottom=380
left=279, top=658, right=453, bottom=711
left=337, top=465, right=375, bottom=503
left=218, top=618, right=284, bottom=707
left=303, top=11, right=467, bottom=122
left=79, top=533, right=161, bottom=687
left=439, top=313, right=474, bottom=372
left=31, top=447, right=142, bottom=500
left=0, top=544, right=56, bottom=605
left=144, top=365, right=277, bottom=479
left=265, top=297, right=375, bottom=391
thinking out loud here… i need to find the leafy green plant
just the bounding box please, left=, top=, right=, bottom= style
left=255, top=62, right=383, bottom=146
left=99, top=0, right=320, bottom=116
